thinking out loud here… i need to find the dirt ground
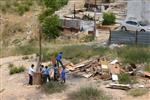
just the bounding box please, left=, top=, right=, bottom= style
left=0, top=56, right=149, bottom=100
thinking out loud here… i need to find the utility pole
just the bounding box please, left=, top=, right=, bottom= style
left=94, top=0, right=97, bottom=40
left=39, top=26, right=42, bottom=64
left=74, top=3, right=76, bottom=19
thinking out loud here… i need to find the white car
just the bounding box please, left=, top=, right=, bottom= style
left=121, top=20, right=150, bottom=32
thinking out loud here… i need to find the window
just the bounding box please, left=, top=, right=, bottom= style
left=126, top=21, right=137, bottom=25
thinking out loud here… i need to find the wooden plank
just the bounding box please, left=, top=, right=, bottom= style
left=106, top=83, right=131, bottom=90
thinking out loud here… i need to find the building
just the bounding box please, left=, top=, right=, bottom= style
left=84, top=0, right=115, bottom=12
left=85, top=0, right=114, bottom=5
left=127, top=0, right=150, bottom=23
left=60, top=18, right=94, bottom=33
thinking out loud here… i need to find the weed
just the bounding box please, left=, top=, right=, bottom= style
left=128, top=88, right=149, bottom=97
left=42, top=81, right=67, bottom=94
left=82, top=34, right=94, bottom=42
left=0, top=0, right=33, bottom=14
left=145, top=66, right=150, bottom=72
left=22, top=56, right=29, bottom=60
left=9, top=66, right=25, bottom=75
left=68, top=86, right=110, bottom=100
left=117, top=46, right=150, bottom=64
left=118, top=73, right=137, bottom=84
left=60, top=45, right=108, bottom=64
left=16, top=4, right=30, bottom=15
left=14, top=41, right=38, bottom=55
left=8, top=63, right=14, bottom=68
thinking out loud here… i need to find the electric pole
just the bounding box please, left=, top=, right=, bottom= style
left=94, top=0, right=97, bottom=40
left=74, top=3, right=76, bottom=19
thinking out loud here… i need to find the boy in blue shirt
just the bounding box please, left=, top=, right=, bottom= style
left=56, top=52, right=64, bottom=68
left=42, top=66, right=50, bottom=83
left=61, top=67, right=66, bottom=83
left=53, top=64, right=59, bottom=81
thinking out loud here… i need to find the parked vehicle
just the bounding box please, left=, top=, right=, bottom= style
left=121, top=20, right=150, bottom=32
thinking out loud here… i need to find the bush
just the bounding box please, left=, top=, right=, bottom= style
left=42, top=81, right=67, bottom=94
left=82, top=34, right=94, bottom=42
left=145, top=66, right=150, bottom=72
left=16, top=4, right=30, bottom=15
left=8, top=63, right=14, bottom=68
left=22, top=56, right=29, bottom=60
left=102, top=12, right=116, bottom=25
left=10, top=66, right=25, bottom=75
left=118, top=73, right=137, bottom=84
left=128, top=88, right=149, bottom=97
left=68, top=86, right=110, bottom=100
left=42, top=15, right=61, bottom=40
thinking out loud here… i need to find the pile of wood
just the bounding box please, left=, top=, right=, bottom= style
left=65, top=57, right=150, bottom=80
left=66, top=58, right=112, bottom=80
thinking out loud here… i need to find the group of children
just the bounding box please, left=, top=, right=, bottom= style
left=40, top=64, right=66, bottom=84
left=28, top=52, right=66, bottom=85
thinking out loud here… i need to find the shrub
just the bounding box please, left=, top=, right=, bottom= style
left=42, top=81, right=67, bottom=94
left=118, top=73, right=137, bottom=84
left=82, top=34, right=94, bottom=42
left=22, top=56, right=29, bottom=60
left=102, top=12, right=116, bottom=25
left=8, top=63, right=14, bottom=68
left=10, top=66, right=25, bottom=75
left=16, top=4, right=30, bottom=15
left=68, top=86, right=110, bottom=100
left=145, top=66, right=150, bottom=72
left=128, top=88, right=149, bottom=97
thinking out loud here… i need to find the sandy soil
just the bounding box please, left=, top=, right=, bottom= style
left=0, top=56, right=149, bottom=100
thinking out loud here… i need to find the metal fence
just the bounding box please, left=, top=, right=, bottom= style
left=108, top=30, right=150, bottom=45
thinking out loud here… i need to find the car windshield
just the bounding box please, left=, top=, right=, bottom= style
left=139, top=21, right=148, bottom=26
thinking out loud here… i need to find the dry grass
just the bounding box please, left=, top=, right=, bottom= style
left=128, top=88, right=149, bottom=97
left=68, top=86, right=110, bottom=100
left=42, top=81, right=67, bottom=94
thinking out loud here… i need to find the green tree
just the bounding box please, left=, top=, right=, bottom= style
left=38, top=0, right=68, bottom=40
left=102, top=12, right=116, bottom=25
left=42, top=15, right=60, bottom=40
left=38, top=8, right=54, bottom=23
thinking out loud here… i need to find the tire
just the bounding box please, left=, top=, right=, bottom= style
left=121, top=26, right=127, bottom=31
left=140, top=29, right=145, bottom=32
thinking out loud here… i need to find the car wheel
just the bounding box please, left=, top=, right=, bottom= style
left=121, top=26, right=127, bottom=31
left=140, top=29, right=145, bottom=32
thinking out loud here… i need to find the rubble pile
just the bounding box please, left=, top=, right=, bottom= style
left=65, top=57, right=150, bottom=90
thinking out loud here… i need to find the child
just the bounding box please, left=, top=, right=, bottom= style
left=53, top=64, right=59, bottom=81
left=61, top=67, right=66, bottom=83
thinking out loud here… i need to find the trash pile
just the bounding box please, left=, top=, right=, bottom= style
left=65, top=57, right=150, bottom=90
left=66, top=58, right=124, bottom=80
